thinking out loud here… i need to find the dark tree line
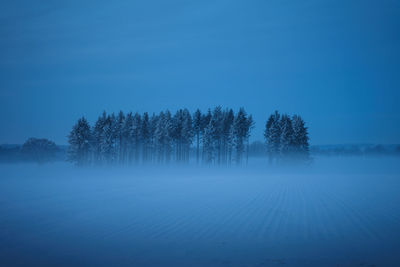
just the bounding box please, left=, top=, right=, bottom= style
left=0, top=138, right=60, bottom=164
left=21, top=138, right=59, bottom=163
left=67, top=107, right=254, bottom=166
left=264, top=111, right=310, bottom=163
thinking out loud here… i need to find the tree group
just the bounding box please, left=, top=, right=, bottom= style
left=264, top=111, right=309, bottom=163
left=21, top=138, right=58, bottom=164
left=67, top=107, right=254, bottom=166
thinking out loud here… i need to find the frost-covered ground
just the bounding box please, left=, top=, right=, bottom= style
left=1, top=157, right=400, bottom=266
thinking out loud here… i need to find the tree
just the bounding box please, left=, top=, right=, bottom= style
left=264, top=111, right=281, bottom=164
left=131, top=113, right=142, bottom=163
left=202, top=120, right=214, bottom=164
left=227, top=122, right=235, bottom=165
left=92, top=111, right=107, bottom=164
left=201, top=106, right=224, bottom=165
left=154, top=112, right=165, bottom=163
left=100, top=114, right=117, bottom=164
left=21, top=138, right=58, bottom=164
left=279, top=114, right=294, bottom=159
left=292, top=115, right=310, bottom=160
left=233, top=108, right=248, bottom=165
left=141, top=112, right=151, bottom=163
left=209, top=106, right=223, bottom=164
left=115, top=111, right=125, bottom=164
left=245, top=115, right=255, bottom=165
left=164, top=110, right=173, bottom=163
left=201, top=109, right=212, bottom=163
left=193, top=109, right=202, bottom=164
left=222, top=109, right=235, bottom=165
left=171, top=110, right=184, bottom=162
left=123, top=112, right=134, bottom=164
left=149, top=113, right=158, bottom=163
left=181, top=109, right=193, bottom=162
left=68, top=117, right=92, bottom=166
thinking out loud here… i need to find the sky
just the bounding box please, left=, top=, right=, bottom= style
left=0, top=0, right=399, bottom=145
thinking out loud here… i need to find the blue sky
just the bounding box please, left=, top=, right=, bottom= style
left=0, top=0, right=399, bottom=145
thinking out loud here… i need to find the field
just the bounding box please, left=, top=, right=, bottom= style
left=1, top=157, right=400, bottom=266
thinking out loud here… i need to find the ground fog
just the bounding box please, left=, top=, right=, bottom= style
left=0, top=156, right=399, bottom=266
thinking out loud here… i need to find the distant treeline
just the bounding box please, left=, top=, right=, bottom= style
left=68, top=107, right=254, bottom=166
left=0, top=138, right=65, bottom=164
left=311, top=144, right=400, bottom=157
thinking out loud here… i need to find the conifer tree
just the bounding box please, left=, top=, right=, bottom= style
left=172, top=110, right=183, bottom=162
left=149, top=113, right=158, bottom=163
left=131, top=113, right=142, bottom=163
left=141, top=112, right=150, bottom=163
left=201, top=109, right=212, bottom=163
left=245, top=115, right=254, bottom=165
left=164, top=110, right=173, bottom=163
left=264, top=111, right=281, bottom=164
left=227, top=124, right=235, bottom=165
left=116, top=111, right=125, bottom=164
left=280, top=114, right=294, bottom=159
left=233, top=108, right=248, bottom=165
left=292, top=115, right=310, bottom=160
left=210, top=106, right=223, bottom=164
left=181, top=108, right=193, bottom=162
left=155, top=112, right=165, bottom=163
left=202, top=121, right=214, bottom=164
left=123, top=112, right=134, bottom=164
left=193, top=109, right=202, bottom=164
left=101, top=114, right=117, bottom=164
left=222, top=109, right=235, bottom=165
left=68, top=117, right=92, bottom=166
left=92, top=111, right=107, bottom=164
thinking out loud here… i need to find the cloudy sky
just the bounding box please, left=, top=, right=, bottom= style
left=1, top=0, right=399, bottom=145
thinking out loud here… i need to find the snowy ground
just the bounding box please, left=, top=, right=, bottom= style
left=1, top=157, right=400, bottom=266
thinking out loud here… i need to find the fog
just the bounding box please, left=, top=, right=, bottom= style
left=0, top=156, right=399, bottom=266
